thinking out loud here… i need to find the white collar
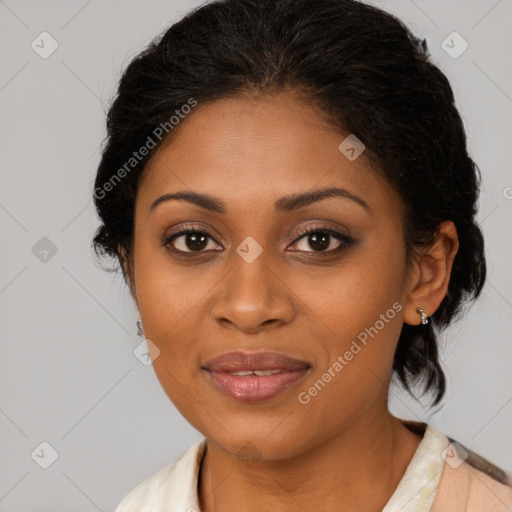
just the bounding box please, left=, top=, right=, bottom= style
left=382, top=424, right=448, bottom=511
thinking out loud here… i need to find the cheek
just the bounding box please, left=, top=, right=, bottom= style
left=294, top=304, right=404, bottom=441
left=290, top=241, right=407, bottom=399
left=132, top=253, right=215, bottom=403
left=134, top=243, right=210, bottom=339
left=290, top=241, right=407, bottom=345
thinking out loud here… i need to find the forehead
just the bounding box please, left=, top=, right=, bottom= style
left=137, top=94, right=400, bottom=218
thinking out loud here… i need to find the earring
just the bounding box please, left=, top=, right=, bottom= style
left=136, top=319, right=144, bottom=337
left=416, top=307, right=429, bottom=325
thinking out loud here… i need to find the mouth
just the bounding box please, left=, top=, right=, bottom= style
left=202, top=351, right=311, bottom=403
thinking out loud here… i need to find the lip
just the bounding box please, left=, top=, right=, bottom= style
left=202, top=351, right=310, bottom=372
left=202, top=351, right=311, bottom=403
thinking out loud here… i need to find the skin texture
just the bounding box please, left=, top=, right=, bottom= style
left=122, top=93, right=459, bottom=511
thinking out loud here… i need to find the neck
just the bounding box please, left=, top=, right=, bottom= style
left=198, top=407, right=423, bottom=512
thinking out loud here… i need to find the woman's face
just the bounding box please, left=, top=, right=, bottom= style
left=130, top=93, right=415, bottom=460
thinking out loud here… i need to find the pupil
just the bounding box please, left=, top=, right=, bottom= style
left=186, top=233, right=208, bottom=251
left=309, top=233, right=329, bottom=251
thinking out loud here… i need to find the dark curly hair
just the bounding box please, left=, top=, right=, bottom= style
left=92, top=0, right=486, bottom=408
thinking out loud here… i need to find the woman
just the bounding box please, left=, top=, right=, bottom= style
left=92, top=0, right=512, bottom=510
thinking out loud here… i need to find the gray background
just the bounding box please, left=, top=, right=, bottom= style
left=1, top=0, right=511, bottom=510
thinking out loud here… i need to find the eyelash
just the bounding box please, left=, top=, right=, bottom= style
left=163, top=224, right=355, bottom=257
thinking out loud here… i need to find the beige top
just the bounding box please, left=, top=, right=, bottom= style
left=113, top=420, right=512, bottom=511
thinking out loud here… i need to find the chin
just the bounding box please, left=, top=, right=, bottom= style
left=201, top=421, right=312, bottom=463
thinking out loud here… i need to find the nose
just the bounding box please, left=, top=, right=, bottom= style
left=210, top=250, right=295, bottom=334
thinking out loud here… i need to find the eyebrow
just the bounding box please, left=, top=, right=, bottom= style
left=149, top=187, right=370, bottom=214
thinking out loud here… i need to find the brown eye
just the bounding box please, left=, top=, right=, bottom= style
left=165, top=229, right=221, bottom=253
left=289, top=227, right=353, bottom=254
left=295, top=232, right=342, bottom=252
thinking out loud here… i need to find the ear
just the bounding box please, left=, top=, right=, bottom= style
left=403, top=221, right=459, bottom=326
left=118, top=246, right=138, bottom=304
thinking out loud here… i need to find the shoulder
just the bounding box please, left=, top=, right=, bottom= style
left=113, top=438, right=207, bottom=512
left=113, top=464, right=177, bottom=512
left=432, top=433, right=512, bottom=511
